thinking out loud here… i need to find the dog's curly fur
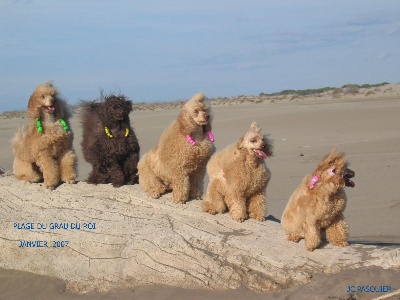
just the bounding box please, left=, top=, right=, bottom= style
left=138, top=93, right=215, bottom=203
left=281, top=148, right=355, bottom=251
left=12, top=81, right=77, bottom=189
left=202, top=122, right=273, bottom=222
left=81, top=94, right=140, bottom=187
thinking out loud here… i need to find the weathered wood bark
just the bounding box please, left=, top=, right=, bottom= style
left=0, top=174, right=398, bottom=294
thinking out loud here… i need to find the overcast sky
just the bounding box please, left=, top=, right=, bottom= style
left=0, top=0, right=399, bottom=112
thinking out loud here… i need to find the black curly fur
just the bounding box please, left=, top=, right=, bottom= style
left=81, top=94, right=140, bottom=187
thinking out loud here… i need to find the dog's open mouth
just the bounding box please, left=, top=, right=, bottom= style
left=45, top=106, right=56, bottom=112
left=343, top=168, right=355, bottom=188
left=344, top=178, right=355, bottom=187
left=253, top=149, right=268, bottom=159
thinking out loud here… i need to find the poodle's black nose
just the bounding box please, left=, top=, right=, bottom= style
left=343, top=168, right=355, bottom=178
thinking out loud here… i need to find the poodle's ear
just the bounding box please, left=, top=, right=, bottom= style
left=199, top=95, right=213, bottom=127
left=237, top=124, right=256, bottom=149
left=314, top=147, right=346, bottom=181
left=54, top=98, right=71, bottom=120
left=27, top=94, right=42, bottom=119
left=177, top=107, right=197, bottom=134
left=125, top=99, right=133, bottom=112
left=236, top=136, right=245, bottom=149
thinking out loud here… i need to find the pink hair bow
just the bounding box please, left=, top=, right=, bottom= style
left=185, top=135, right=196, bottom=146
left=186, top=131, right=215, bottom=146
left=207, top=131, right=215, bottom=142
left=308, top=176, right=319, bottom=189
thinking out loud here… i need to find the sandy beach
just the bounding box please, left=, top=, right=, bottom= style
left=1, top=87, right=399, bottom=299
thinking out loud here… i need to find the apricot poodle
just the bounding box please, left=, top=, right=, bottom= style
left=281, top=148, right=355, bottom=251
left=202, top=122, right=273, bottom=222
left=12, top=81, right=77, bottom=189
left=81, top=94, right=140, bottom=187
left=138, top=93, right=215, bottom=203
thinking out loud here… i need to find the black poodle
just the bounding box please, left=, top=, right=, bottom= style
left=81, top=94, right=140, bottom=187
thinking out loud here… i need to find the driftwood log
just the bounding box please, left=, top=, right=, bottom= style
left=0, top=174, right=398, bottom=294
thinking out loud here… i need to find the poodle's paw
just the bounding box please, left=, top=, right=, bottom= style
left=21, top=174, right=43, bottom=183
left=204, top=209, right=217, bottom=215
left=43, top=178, right=59, bottom=190
left=190, top=193, right=202, bottom=200
left=127, top=175, right=139, bottom=185
left=201, top=201, right=211, bottom=212
left=16, top=174, right=41, bottom=183
left=232, top=216, right=246, bottom=223
left=112, top=177, right=125, bottom=187
left=287, top=234, right=301, bottom=243
left=147, top=190, right=161, bottom=199
left=333, top=241, right=349, bottom=247
left=171, top=191, right=188, bottom=204
left=305, top=245, right=316, bottom=252
left=149, top=193, right=161, bottom=199
left=172, top=197, right=187, bottom=204
left=86, top=179, right=98, bottom=185
left=249, top=213, right=265, bottom=222
left=112, top=181, right=124, bottom=188
left=44, top=183, right=56, bottom=190
left=231, top=213, right=248, bottom=223
left=189, top=188, right=202, bottom=200
left=86, top=176, right=104, bottom=185
left=230, top=210, right=248, bottom=223
left=305, top=239, right=320, bottom=251
left=61, top=171, right=77, bottom=184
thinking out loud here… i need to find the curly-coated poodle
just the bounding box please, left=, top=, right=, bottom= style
left=202, top=122, right=273, bottom=222
left=281, top=148, right=355, bottom=251
left=12, top=81, right=77, bottom=189
left=81, top=94, right=140, bottom=187
left=138, top=93, right=215, bottom=203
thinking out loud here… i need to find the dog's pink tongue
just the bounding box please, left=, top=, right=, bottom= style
left=349, top=180, right=355, bottom=187
left=47, top=106, right=55, bottom=111
left=254, top=149, right=267, bottom=158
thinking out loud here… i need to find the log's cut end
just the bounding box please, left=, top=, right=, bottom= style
left=0, top=174, right=398, bottom=294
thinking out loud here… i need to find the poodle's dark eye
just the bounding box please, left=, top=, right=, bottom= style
left=250, top=138, right=256, bottom=143
left=193, top=109, right=199, bottom=114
